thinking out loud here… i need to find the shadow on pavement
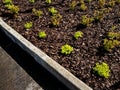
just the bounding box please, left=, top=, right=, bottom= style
left=0, top=30, right=69, bottom=90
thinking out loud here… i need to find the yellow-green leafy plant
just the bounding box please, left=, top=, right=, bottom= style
left=74, top=31, right=83, bottom=39
left=94, top=10, right=104, bottom=21
left=103, top=38, right=120, bottom=51
left=51, top=13, right=62, bottom=26
left=29, top=0, right=35, bottom=3
left=6, top=4, right=19, bottom=14
left=2, top=0, right=12, bottom=5
left=69, top=0, right=78, bottom=10
left=98, top=0, right=106, bottom=8
left=80, top=3, right=87, bottom=11
left=61, top=44, right=73, bottom=55
left=32, top=8, right=43, bottom=18
left=110, top=26, right=116, bottom=31
left=103, top=31, right=120, bottom=51
left=48, top=7, right=58, bottom=15
left=79, top=0, right=84, bottom=4
left=108, top=32, right=117, bottom=39
left=108, top=0, right=115, bottom=7
left=93, top=62, right=111, bottom=78
left=108, top=31, right=120, bottom=39
left=46, top=0, right=52, bottom=4
left=38, top=31, right=47, bottom=38
left=102, top=7, right=112, bottom=13
left=93, top=8, right=112, bottom=21
left=81, top=15, right=94, bottom=26
left=24, top=22, right=33, bottom=29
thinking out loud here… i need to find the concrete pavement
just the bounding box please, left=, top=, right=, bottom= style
left=0, top=46, right=43, bottom=90
left=0, top=30, right=68, bottom=90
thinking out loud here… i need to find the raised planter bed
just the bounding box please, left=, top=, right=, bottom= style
left=0, top=0, right=120, bottom=90
left=0, top=16, right=92, bottom=90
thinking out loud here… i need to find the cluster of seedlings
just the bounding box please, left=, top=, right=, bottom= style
left=2, top=0, right=120, bottom=79
left=32, top=8, right=43, bottom=18
left=3, top=0, right=19, bottom=16
left=103, top=31, right=120, bottom=51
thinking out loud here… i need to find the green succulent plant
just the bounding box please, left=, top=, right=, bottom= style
left=94, top=10, right=104, bottom=21
left=98, top=0, right=106, bottom=8
left=61, top=44, right=73, bottom=55
left=103, top=38, right=120, bottom=51
left=81, top=15, right=94, bottom=26
left=32, top=8, right=43, bottom=17
left=48, top=7, right=58, bottom=15
left=110, top=26, right=116, bottom=31
left=5, top=4, right=19, bottom=14
left=74, top=31, right=83, bottom=39
left=103, top=31, right=120, bottom=51
left=38, top=31, right=47, bottom=38
left=80, top=3, right=87, bottom=11
left=108, top=0, right=115, bottom=7
left=69, top=0, right=78, bottom=10
left=102, top=7, right=112, bottom=13
left=24, top=22, right=33, bottom=29
left=108, top=32, right=119, bottom=39
left=93, top=62, right=111, bottom=78
left=51, top=13, right=62, bottom=26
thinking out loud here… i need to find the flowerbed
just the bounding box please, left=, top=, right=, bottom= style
left=0, top=0, right=120, bottom=89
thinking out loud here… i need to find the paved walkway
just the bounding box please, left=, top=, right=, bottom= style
left=0, top=30, right=68, bottom=90
left=0, top=47, right=43, bottom=90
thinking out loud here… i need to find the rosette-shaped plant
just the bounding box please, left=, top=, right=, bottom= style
left=61, top=44, right=73, bottom=55
left=93, top=62, right=111, bottom=78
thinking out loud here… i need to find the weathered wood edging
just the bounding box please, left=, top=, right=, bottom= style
left=0, top=18, right=92, bottom=90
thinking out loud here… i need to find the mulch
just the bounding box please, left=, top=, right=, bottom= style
left=0, top=0, right=120, bottom=89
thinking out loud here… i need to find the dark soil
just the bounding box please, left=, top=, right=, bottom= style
left=0, top=0, right=120, bottom=90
